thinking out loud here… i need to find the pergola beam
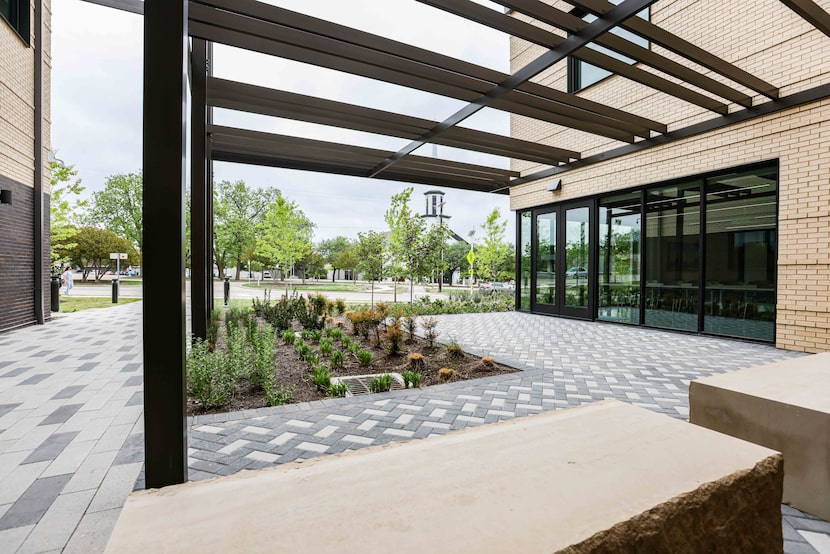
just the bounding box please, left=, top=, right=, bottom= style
left=568, top=0, right=779, bottom=99
left=780, top=0, right=830, bottom=39
left=417, top=0, right=728, bottom=114
left=368, top=0, right=659, bottom=179
left=494, top=0, right=755, bottom=107
left=208, top=77, right=580, bottom=165
left=189, top=0, right=663, bottom=141
left=77, top=0, right=144, bottom=15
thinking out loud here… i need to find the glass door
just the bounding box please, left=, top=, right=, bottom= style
left=531, top=203, right=594, bottom=319
left=559, top=203, right=594, bottom=318
left=532, top=210, right=557, bottom=314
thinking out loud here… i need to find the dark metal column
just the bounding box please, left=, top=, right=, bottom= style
left=33, top=0, right=44, bottom=325
left=207, top=41, right=215, bottom=314
left=143, top=0, right=188, bottom=487
left=190, top=38, right=208, bottom=341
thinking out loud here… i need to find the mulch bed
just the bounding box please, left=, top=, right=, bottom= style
left=187, top=316, right=517, bottom=416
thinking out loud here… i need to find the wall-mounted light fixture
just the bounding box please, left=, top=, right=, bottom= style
left=546, top=179, right=562, bottom=192
left=0, top=190, right=11, bottom=205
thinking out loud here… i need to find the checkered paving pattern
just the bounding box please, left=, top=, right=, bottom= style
left=0, top=304, right=144, bottom=553
left=1, top=306, right=828, bottom=553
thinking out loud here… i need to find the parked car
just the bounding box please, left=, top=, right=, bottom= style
left=489, top=282, right=515, bottom=294
left=477, top=282, right=493, bottom=292
left=565, top=267, right=588, bottom=279
left=263, top=270, right=271, bottom=279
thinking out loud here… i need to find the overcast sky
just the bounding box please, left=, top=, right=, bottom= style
left=51, top=0, right=516, bottom=243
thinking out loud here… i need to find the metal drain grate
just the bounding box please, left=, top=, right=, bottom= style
left=331, top=373, right=406, bottom=397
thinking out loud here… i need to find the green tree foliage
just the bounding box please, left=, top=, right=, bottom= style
left=296, top=247, right=327, bottom=282
left=384, top=187, right=427, bottom=304
left=356, top=230, right=386, bottom=306
left=255, top=192, right=315, bottom=294
left=213, top=180, right=278, bottom=280
left=334, top=244, right=360, bottom=282
left=49, top=160, right=87, bottom=271
left=443, top=240, right=471, bottom=281
left=60, top=227, right=137, bottom=282
left=317, top=236, right=352, bottom=282
left=476, top=208, right=510, bottom=282
left=86, top=172, right=143, bottom=261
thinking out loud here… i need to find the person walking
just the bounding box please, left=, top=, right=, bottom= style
left=62, top=265, right=74, bottom=296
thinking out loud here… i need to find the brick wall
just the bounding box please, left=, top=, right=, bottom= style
left=508, top=1, right=830, bottom=352
left=0, top=1, right=52, bottom=331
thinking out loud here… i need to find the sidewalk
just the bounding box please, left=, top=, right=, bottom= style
left=1, top=304, right=828, bottom=553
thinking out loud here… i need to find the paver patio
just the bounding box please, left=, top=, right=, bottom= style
left=1, top=302, right=828, bottom=553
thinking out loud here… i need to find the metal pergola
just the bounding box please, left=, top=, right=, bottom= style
left=91, top=0, right=830, bottom=487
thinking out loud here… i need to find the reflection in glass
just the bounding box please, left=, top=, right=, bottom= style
left=599, top=193, right=640, bottom=324
left=519, top=211, right=532, bottom=310
left=535, top=212, right=556, bottom=305
left=564, top=207, right=590, bottom=307
left=704, top=168, right=777, bottom=341
left=644, top=181, right=701, bottom=331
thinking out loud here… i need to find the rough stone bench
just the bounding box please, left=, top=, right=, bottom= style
left=107, top=400, right=782, bottom=553
left=690, top=352, right=829, bottom=521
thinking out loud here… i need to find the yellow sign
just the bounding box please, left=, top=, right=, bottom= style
left=466, top=247, right=475, bottom=266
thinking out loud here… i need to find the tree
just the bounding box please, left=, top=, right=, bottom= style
left=443, top=241, right=470, bottom=284
left=59, top=227, right=137, bottom=282
left=297, top=247, right=327, bottom=281
left=355, top=230, right=386, bottom=306
left=384, top=187, right=427, bottom=305
left=49, top=160, right=87, bottom=272
left=476, top=208, right=510, bottom=282
left=86, top=172, right=143, bottom=262
left=334, top=244, right=360, bottom=283
left=317, top=236, right=352, bottom=282
left=213, top=180, right=277, bottom=280
left=254, top=192, right=315, bottom=295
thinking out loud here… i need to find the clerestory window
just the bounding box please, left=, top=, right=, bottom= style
left=1, top=0, right=30, bottom=46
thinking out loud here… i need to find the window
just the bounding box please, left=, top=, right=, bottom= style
left=1, top=0, right=30, bottom=46
left=598, top=192, right=641, bottom=324
left=568, top=1, right=649, bottom=93
left=519, top=211, right=532, bottom=310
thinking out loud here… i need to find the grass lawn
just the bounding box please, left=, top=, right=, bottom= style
left=57, top=297, right=141, bottom=313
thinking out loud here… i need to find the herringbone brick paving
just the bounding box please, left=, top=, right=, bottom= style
left=1, top=304, right=828, bottom=553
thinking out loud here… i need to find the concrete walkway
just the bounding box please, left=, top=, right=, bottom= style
left=1, top=303, right=829, bottom=553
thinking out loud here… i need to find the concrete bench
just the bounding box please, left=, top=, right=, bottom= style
left=690, top=352, right=829, bottom=521
left=107, top=400, right=782, bottom=553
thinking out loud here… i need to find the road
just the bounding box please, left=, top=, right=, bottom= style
left=65, top=279, right=456, bottom=304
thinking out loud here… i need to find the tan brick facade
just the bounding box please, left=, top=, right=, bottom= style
left=509, top=1, right=830, bottom=353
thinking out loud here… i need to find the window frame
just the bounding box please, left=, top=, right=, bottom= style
left=1, top=0, right=31, bottom=47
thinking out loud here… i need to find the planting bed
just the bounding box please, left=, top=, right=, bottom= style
left=187, top=308, right=517, bottom=416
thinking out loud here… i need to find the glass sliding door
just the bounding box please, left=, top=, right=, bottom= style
left=704, top=167, right=777, bottom=341
left=534, top=211, right=557, bottom=311
left=519, top=211, right=532, bottom=310
left=598, top=192, right=641, bottom=324
left=644, top=181, right=701, bottom=331
left=562, top=205, right=592, bottom=314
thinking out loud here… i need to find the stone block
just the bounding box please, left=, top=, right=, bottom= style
left=690, top=352, right=830, bottom=520
left=107, top=400, right=782, bottom=553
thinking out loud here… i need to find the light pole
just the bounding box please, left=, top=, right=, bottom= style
left=438, top=198, right=445, bottom=292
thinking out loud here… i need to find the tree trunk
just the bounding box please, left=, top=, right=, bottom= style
left=409, top=273, right=414, bottom=306
left=331, top=268, right=336, bottom=283
left=370, top=279, right=374, bottom=307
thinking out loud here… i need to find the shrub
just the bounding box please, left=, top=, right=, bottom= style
left=187, top=337, right=236, bottom=409
left=407, top=352, right=425, bottom=371
left=482, top=356, right=495, bottom=365
left=256, top=295, right=295, bottom=332
left=311, top=364, right=331, bottom=391
left=249, top=325, right=276, bottom=389
left=356, top=349, right=372, bottom=367
left=326, top=328, right=343, bottom=340
left=381, top=321, right=403, bottom=355
left=446, top=338, right=463, bottom=359
left=328, top=382, right=349, bottom=398
left=345, top=310, right=364, bottom=336
left=330, top=349, right=345, bottom=368
left=401, top=370, right=421, bottom=388
left=369, top=373, right=393, bottom=393
left=402, top=316, right=418, bottom=342
left=438, top=367, right=455, bottom=382
left=304, top=351, right=320, bottom=365
left=309, top=293, right=328, bottom=317
left=320, top=338, right=333, bottom=356
left=325, top=316, right=334, bottom=326
left=207, top=308, right=221, bottom=349
left=282, top=329, right=296, bottom=345
left=340, top=336, right=351, bottom=349
left=225, top=324, right=249, bottom=382
left=349, top=343, right=361, bottom=355
left=300, top=330, right=313, bottom=342
left=421, top=317, right=440, bottom=347
left=310, top=330, right=323, bottom=343
left=335, top=298, right=346, bottom=315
